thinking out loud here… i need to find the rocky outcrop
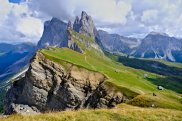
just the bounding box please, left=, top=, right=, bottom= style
left=67, top=29, right=83, bottom=53
left=5, top=52, right=127, bottom=115
left=73, top=11, right=98, bottom=39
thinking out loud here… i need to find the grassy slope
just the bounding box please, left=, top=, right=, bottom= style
left=1, top=104, right=182, bottom=121
left=39, top=30, right=182, bottom=110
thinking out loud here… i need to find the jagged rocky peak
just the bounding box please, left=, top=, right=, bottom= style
left=37, top=17, right=68, bottom=49
left=37, top=11, right=98, bottom=49
left=5, top=52, right=128, bottom=115
left=73, top=11, right=97, bottom=39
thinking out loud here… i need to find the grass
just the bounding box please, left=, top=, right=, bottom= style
left=1, top=104, right=182, bottom=121
left=104, top=51, right=182, bottom=93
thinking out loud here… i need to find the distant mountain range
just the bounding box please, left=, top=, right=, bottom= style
left=132, top=32, right=182, bottom=62
left=98, top=31, right=182, bottom=63
left=0, top=43, right=36, bottom=81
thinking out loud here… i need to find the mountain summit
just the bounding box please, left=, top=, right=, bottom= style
left=73, top=11, right=97, bottom=39
left=37, top=11, right=98, bottom=49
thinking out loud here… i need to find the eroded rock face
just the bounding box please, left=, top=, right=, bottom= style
left=5, top=53, right=127, bottom=115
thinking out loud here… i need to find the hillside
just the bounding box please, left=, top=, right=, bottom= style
left=41, top=48, right=182, bottom=110
left=1, top=104, right=182, bottom=121
left=38, top=29, right=182, bottom=110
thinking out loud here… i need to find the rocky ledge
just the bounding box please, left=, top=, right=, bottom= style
left=4, top=52, right=127, bottom=115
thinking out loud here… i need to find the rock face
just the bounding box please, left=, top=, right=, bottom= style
left=73, top=11, right=97, bottom=39
left=133, top=32, right=182, bottom=62
left=5, top=52, right=127, bottom=115
left=37, top=18, right=68, bottom=48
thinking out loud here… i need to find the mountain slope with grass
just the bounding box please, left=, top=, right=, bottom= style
left=40, top=38, right=182, bottom=110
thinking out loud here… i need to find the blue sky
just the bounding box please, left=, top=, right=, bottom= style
left=0, top=0, right=182, bottom=43
left=9, top=0, right=21, bottom=3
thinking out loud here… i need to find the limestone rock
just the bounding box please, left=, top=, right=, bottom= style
left=5, top=52, right=127, bottom=115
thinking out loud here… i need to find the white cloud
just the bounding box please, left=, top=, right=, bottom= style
left=0, top=0, right=43, bottom=43
left=16, top=17, right=43, bottom=38
left=141, top=9, right=158, bottom=24
left=28, top=0, right=132, bottom=25
left=0, top=0, right=11, bottom=23
left=119, top=0, right=182, bottom=38
left=26, top=0, right=182, bottom=38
